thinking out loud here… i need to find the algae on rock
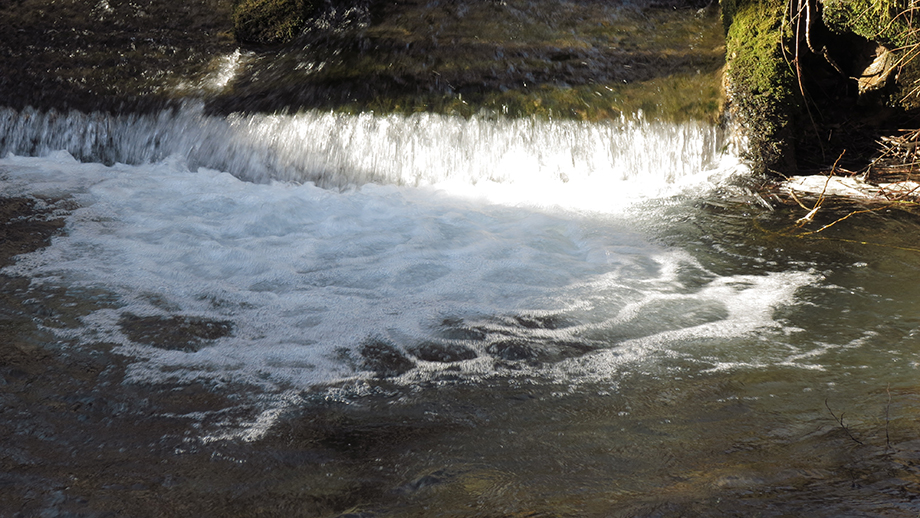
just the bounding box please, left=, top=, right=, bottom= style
left=220, top=0, right=727, bottom=122
left=720, top=0, right=920, bottom=174
left=721, top=0, right=798, bottom=172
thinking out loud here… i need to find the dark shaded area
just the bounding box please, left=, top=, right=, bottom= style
left=790, top=20, right=920, bottom=175
left=118, top=314, right=234, bottom=352
left=733, top=0, right=920, bottom=177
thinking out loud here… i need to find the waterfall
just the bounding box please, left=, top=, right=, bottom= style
left=0, top=105, right=724, bottom=190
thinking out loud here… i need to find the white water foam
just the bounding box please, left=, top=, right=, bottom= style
left=0, top=110, right=818, bottom=400
left=0, top=109, right=826, bottom=442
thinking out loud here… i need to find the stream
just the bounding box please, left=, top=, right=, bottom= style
left=2, top=0, right=920, bottom=516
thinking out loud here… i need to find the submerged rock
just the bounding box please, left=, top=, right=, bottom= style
left=408, top=341, right=477, bottom=363
left=486, top=339, right=539, bottom=361
left=359, top=338, right=415, bottom=378
left=118, top=314, right=234, bottom=352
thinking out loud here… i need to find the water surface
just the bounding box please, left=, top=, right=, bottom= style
left=2, top=0, right=920, bottom=515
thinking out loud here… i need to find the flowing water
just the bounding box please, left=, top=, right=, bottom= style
left=3, top=1, right=920, bottom=517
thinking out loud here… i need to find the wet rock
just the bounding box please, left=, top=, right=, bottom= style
left=512, top=313, right=572, bottom=330
left=486, top=337, right=596, bottom=364
left=0, top=197, right=67, bottom=267
left=396, top=468, right=452, bottom=494
left=359, top=339, right=415, bottom=378
left=0, top=0, right=236, bottom=113
left=438, top=318, right=487, bottom=341
left=118, top=314, right=233, bottom=352
left=486, top=339, right=539, bottom=361
left=408, top=341, right=477, bottom=363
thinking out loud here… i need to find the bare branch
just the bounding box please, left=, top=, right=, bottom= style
left=825, top=398, right=864, bottom=446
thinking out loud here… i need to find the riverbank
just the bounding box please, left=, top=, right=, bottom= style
left=721, top=0, right=920, bottom=179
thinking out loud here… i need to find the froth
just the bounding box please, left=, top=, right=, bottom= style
left=0, top=147, right=817, bottom=395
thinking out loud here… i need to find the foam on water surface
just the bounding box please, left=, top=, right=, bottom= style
left=0, top=110, right=824, bottom=400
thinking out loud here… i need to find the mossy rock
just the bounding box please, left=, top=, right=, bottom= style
left=823, top=0, right=920, bottom=110
left=721, top=0, right=798, bottom=171
left=233, top=0, right=319, bottom=45
left=822, top=0, right=910, bottom=47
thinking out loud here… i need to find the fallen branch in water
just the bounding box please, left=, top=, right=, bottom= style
left=885, top=382, right=892, bottom=453
left=792, top=151, right=846, bottom=227
left=825, top=398, right=864, bottom=446
left=798, top=206, right=888, bottom=236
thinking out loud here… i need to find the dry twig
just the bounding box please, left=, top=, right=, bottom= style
left=793, top=151, right=846, bottom=227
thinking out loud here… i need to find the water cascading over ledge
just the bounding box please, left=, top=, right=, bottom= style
left=0, top=105, right=726, bottom=189
left=8, top=1, right=920, bottom=516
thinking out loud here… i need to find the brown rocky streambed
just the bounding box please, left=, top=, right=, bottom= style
left=213, top=0, right=726, bottom=120
left=0, top=0, right=725, bottom=121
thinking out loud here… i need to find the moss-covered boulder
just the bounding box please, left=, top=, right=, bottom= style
left=720, top=0, right=798, bottom=172
left=232, top=0, right=319, bottom=45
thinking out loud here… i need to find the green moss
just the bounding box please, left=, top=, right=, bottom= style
left=822, top=0, right=911, bottom=46
left=217, top=0, right=727, bottom=121
left=721, top=0, right=797, bottom=171
left=232, top=0, right=318, bottom=45
left=823, top=0, right=920, bottom=109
